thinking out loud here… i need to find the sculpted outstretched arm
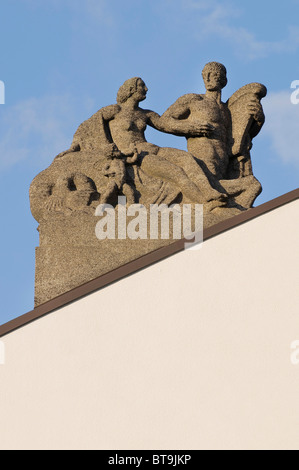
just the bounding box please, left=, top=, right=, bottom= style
left=146, top=107, right=214, bottom=138
left=147, top=95, right=193, bottom=135
left=146, top=110, right=191, bottom=136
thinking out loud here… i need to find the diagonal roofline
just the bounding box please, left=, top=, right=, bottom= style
left=1, top=188, right=298, bottom=338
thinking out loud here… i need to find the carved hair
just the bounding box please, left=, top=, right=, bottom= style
left=117, top=77, right=141, bottom=104
left=202, top=62, right=227, bottom=87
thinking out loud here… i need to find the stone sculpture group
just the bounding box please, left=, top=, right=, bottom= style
left=29, top=62, right=267, bottom=305
left=30, top=62, right=266, bottom=221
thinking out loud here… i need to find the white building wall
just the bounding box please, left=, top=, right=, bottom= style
left=0, top=200, right=298, bottom=450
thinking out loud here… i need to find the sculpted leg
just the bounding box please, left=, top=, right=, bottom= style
left=140, top=153, right=206, bottom=203
left=100, top=180, right=118, bottom=204
left=157, top=147, right=227, bottom=203
left=122, top=183, right=136, bottom=205
left=220, top=176, right=262, bottom=209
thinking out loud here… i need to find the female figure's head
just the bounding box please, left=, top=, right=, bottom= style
left=117, top=77, right=148, bottom=104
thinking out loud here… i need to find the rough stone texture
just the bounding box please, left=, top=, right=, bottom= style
left=30, top=62, right=267, bottom=306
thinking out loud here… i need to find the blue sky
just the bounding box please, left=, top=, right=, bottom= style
left=0, top=0, right=298, bottom=325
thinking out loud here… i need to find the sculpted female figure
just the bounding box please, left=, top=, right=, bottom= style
left=57, top=77, right=226, bottom=207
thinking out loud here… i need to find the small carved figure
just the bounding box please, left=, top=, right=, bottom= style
left=99, top=151, right=138, bottom=205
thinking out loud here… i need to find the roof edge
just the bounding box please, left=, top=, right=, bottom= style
left=1, top=188, right=298, bottom=338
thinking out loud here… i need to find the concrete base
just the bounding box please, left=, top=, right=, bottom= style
left=34, top=206, right=239, bottom=305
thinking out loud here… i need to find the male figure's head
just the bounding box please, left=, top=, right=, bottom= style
left=202, top=62, right=227, bottom=92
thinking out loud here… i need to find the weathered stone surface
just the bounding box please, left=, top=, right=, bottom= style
left=30, top=63, right=266, bottom=306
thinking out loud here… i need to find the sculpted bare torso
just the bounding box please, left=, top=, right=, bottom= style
left=106, top=106, right=159, bottom=157
left=163, top=93, right=232, bottom=180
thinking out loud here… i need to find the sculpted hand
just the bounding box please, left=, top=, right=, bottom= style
left=184, top=122, right=215, bottom=137
left=123, top=143, right=138, bottom=156
left=197, top=123, right=215, bottom=137
left=102, top=142, right=122, bottom=159
left=247, top=100, right=264, bottom=122
left=122, top=144, right=139, bottom=164
left=45, top=195, right=64, bottom=212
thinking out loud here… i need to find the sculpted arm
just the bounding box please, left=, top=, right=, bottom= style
left=146, top=110, right=194, bottom=136
left=146, top=95, right=214, bottom=137
left=97, top=105, right=122, bottom=154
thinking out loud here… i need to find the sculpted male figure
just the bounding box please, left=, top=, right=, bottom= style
left=162, top=62, right=267, bottom=208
